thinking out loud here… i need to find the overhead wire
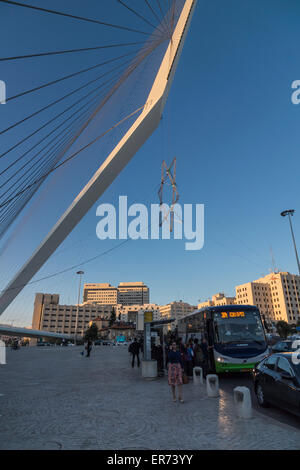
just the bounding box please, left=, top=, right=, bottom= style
left=156, top=0, right=171, bottom=36
left=0, top=89, right=118, bottom=231
left=6, top=49, right=141, bottom=103
left=0, top=182, right=161, bottom=294
left=0, top=110, right=94, bottom=228
left=0, top=33, right=168, bottom=237
left=116, top=0, right=166, bottom=35
left=0, top=63, right=133, bottom=178
left=144, top=0, right=164, bottom=29
left=0, top=104, right=147, bottom=209
left=0, top=0, right=156, bottom=36
left=0, top=41, right=145, bottom=62
left=0, top=92, right=104, bottom=198
left=0, top=54, right=141, bottom=155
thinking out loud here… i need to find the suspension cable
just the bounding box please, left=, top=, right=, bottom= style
left=0, top=41, right=146, bottom=62
left=6, top=50, right=140, bottom=103
left=0, top=104, right=146, bottom=209
left=0, top=0, right=156, bottom=36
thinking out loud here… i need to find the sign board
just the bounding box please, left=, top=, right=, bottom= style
left=116, top=335, right=126, bottom=343
left=144, top=312, right=153, bottom=323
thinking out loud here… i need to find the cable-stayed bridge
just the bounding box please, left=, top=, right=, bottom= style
left=0, top=1, right=196, bottom=336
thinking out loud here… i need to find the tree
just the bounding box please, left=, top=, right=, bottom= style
left=84, top=323, right=98, bottom=341
left=109, top=307, right=116, bottom=326
left=276, top=320, right=292, bottom=339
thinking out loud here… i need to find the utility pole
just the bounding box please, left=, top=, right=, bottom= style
left=281, top=210, right=300, bottom=275
left=74, top=271, right=84, bottom=345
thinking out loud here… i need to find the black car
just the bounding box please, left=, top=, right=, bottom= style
left=253, top=352, right=300, bottom=417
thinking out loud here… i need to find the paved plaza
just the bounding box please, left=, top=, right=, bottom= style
left=1, top=346, right=300, bottom=450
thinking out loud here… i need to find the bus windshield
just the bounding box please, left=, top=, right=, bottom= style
left=213, top=310, right=265, bottom=345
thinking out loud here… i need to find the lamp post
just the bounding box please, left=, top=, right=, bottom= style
left=74, top=271, right=84, bottom=345
left=281, top=210, right=300, bottom=275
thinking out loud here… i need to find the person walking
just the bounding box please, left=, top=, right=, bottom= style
left=186, top=343, right=194, bottom=377
left=168, top=341, right=184, bottom=403
left=130, top=338, right=140, bottom=368
left=86, top=339, right=93, bottom=357
left=193, top=338, right=204, bottom=366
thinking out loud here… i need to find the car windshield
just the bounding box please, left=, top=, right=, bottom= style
left=213, top=310, right=265, bottom=345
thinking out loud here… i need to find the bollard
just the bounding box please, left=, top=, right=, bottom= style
left=142, top=360, right=157, bottom=380
left=193, top=366, right=204, bottom=385
left=233, top=386, right=253, bottom=419
left=0, top=340, right=6, bottom=365
left=206, top=374, right=219, bottom=397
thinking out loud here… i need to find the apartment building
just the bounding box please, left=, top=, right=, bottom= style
left=32, top=293, right=112, bottom=336
left=82, top=281, right=149, bottom=306
left=159, top=301, right=197, bottom=329
left=197, top=293, right=236, bottom=309
left=83, top=283, right=118, bottom=305
left=117, top=304, right=160, bottom=323
left=235, top=272, right=300, bottom=324
left=117, top=282, right=149, bottom=306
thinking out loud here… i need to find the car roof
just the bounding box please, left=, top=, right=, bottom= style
left=272, top=352, right=295, bottom=360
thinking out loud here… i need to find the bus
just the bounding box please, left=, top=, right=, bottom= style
left=178, top=304, right=269, bottom=373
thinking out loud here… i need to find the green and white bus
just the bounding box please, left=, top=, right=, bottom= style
left=178, top=304, right=269, bottom=373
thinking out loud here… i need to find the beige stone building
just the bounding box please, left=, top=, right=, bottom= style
left=198, top=293, right=236, bottom=310
left=83, top=283, right=118, bottom=305
left=32, top=293, right=112, bottom=336
left=117, top=282, right=149, bottom=306
left=159, top=301, right=197, bottom=329
left=235, top=272, right=300, bottom=324
left=117, top=304, right=160, bottom=323
left=82, top=281, right=149, bottom=306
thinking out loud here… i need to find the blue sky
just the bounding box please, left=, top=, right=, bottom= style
left=0, top=0, right=299, bottom=326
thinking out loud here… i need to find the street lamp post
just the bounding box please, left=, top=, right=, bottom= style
left=74, top=271, right=84, bottom=345
left=281, top=210, right=300, bottom=275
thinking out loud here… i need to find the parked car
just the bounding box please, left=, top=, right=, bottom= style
left=253, top=352, right=300, bottom=416
left=270, top=340, right=300, bottom=354
left=266, top=333, right=280, bottom=346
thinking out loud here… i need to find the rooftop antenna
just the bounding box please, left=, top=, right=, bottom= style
left=270, top=246, right=279, bottom=274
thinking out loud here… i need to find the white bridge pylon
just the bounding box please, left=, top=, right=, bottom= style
left=0, top=0, right=197, bottom=316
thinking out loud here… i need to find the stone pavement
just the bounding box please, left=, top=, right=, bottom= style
left=1, top=346, right=300, bottom=450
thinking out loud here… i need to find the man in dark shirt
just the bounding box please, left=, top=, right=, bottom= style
left=129, top=338, right=140, bottom=368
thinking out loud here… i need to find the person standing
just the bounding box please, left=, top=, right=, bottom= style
left=186, top=343, right=194, bottom=377
left=193, top=338, right=204, bottom=366
left=130, top=338, right=140, bottom=368
left=200, top=337, right=212, bottom=377
left=168, top=342, right=184, bottom=403
left=86, top=339, right=93, bottom=357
